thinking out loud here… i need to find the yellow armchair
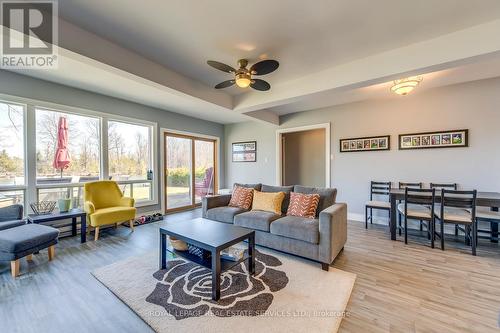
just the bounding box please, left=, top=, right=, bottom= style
left=83, top=181, right=136, bottom=241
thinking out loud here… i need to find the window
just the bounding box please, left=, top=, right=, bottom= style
left=108, top=120, right=151, bottom=181
left=0, top=102, right=24, bottom=186
left=36, top=108, right=100, bottom=183
left=108, top=120, right=153, bottom=202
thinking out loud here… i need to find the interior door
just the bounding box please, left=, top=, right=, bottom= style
left=164, top=133, right=216, bottom=212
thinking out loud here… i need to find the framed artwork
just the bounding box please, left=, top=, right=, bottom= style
left=232, top=141, right=257, bottom=162
left=399, top=129, right=468, bottom=150
left=340, top=135, right=390, bottom=152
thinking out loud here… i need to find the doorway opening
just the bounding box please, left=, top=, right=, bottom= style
left=276, top=123, right=330, bottom=187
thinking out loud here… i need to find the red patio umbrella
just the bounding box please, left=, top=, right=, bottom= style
left=53, top=116, right=71, bottom=177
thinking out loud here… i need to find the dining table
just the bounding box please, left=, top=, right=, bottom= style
left=389, top=188, right=500, bottom=241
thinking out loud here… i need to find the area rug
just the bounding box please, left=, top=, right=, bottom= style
left=92, top=248, right=356, bottom=333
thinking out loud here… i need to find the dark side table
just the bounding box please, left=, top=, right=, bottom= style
left=27, top=209, right=87, bottom=243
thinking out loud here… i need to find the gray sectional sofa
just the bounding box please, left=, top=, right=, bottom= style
left=202, top=183, right=347, bottom=270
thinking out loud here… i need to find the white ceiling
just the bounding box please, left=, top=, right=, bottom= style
left=3, top=1, right=500, bottom=124
left=59, top=0, right=500, bottom=94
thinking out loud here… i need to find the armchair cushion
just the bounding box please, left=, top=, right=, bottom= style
left=89, top=207, right=136, bottom=227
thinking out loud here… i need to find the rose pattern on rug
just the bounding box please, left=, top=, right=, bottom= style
left=145, top=250, right=289, bottom=320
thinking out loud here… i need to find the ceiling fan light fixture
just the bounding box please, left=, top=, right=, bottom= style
left=391, top=76, right=423, bottom=95
left=235, top=73, right=251, bottom=88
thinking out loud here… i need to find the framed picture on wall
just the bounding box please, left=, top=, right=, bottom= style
left=232, top=141, right=257, bottom=162
left=339, top=135, right=390, bottom=152
left=398, top=129, right=468, bottom=150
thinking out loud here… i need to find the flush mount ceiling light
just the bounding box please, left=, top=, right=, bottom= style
left=391, top=76, right=423, bottom=95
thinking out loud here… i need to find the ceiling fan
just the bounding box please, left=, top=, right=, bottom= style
left=207, top=58, right=279, bottom=91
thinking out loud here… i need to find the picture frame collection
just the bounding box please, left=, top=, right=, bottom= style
left=340, top=135, right=390, bottom=153
left=339, top=129, right=468, bottom=153
left=399, top=129, right=468, bottom=150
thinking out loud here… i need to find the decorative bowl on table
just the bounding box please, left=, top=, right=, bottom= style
left=30, top=201, right=56, bottom=215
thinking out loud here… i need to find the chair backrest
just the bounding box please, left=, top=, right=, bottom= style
left=430, top=183, right=458, bottom=190
left=399, top=182, right=422, bottom=189
left=441, top=189, right=477, bottom=222
left=404, top=188, right=435, bottom=211
left=370, top=181, right=391, bottom=201
left=84, top=181, right=124, bottom=209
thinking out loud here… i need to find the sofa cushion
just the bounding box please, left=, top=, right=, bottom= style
left=234, top=211, right=281, bottom=232
left=234, top=183, right=262, bottom=191
left=229, top=186, right=254, bottom=210
left=0, top=220, right=26, bottom=231
left=287, top=192, right=320, bottom=218
left=252, top=190, right=285, bottom=215
left=0, top=224, right=59, bottom=253
left=294, top=185, right=337, bottom=217
left=270, top=215, right=319, bottom=244
left=261, top=185, right=294, bottom=214
left=206, top=206, right=246, bottom=224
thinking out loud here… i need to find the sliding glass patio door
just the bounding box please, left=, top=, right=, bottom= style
left=164, top=133, right=216, bottom=212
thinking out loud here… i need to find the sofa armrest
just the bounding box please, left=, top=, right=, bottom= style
left=202, top=194, right=232, bottom=218
left=120, top=196, right=135, bottom=207
left=318, top=203, right=347, bottom=264
left=84, top=201, right=96, bottom=215
left=0, top=220, right=26, bottom=231
left=0, top=204, right=23, bottom=222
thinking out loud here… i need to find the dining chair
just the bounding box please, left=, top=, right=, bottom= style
left=398, top=182, right=424, bottom=235
left=433, top=189, right=477, bottom=255
left=365, top=181, right=391, bottom=229
left=398, top=188, right=435, bottom=246
left=430, top=183, right=459, bottom=236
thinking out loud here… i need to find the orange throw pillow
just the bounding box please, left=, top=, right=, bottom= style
left=229, top=186, right=254, bottom=210
left=286, top=192, right=320, bottom=218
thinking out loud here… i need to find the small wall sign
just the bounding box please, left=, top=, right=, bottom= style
left=232, top=141, right=257, bottom=162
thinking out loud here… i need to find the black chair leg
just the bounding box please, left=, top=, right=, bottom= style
left=398, top=213, right=402, bottom=236
left=472, top=221, right=477, bottom=256
left=440, top=220, right=445, bottom=251
left=455, top=224, right=459, bottom=236
left=430, top=219, right=435, bottom=248
left=465, top=225, right=471, bottom=246
left=419, top=220, right=423, bottom=231
left=370, top=208, right=373, bottom=224
left=404, top=217, right=408, bottom=244
left=365, top=206, right=368, bottom=229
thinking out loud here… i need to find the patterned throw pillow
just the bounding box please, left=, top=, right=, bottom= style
left=286, top=192, right=320, bottom=218
left=251, top=190, right=285, bottom=215
left=228, top=186, right=254, bottom=210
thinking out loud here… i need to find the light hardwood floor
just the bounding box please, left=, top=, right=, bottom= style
left=1, top=210, right=499, bottom=333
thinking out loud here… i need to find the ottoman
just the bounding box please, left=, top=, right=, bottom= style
left=0, top=224, right=59, bottom=278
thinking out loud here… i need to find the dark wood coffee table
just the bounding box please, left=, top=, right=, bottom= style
left=159, top=217, right=255, bottom=301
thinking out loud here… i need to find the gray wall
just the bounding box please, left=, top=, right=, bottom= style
left=283, top=129, right=325, bottom=187
left=0, top=70, right=225, bottom=212
left=224, top=77, right=500, bottom=222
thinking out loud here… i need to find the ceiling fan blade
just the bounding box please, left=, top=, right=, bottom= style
left=215, top=80, right=235, bottom=89
left=207, top=60, right=235, bottom=73
left=250, top=79, right=271, bottom=91
left=250, top=60, right=279, bottom=75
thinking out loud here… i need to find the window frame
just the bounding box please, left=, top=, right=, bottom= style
left=0, top=93, right=158, bottom=210
left=0, top=99, right=27, bottom=208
